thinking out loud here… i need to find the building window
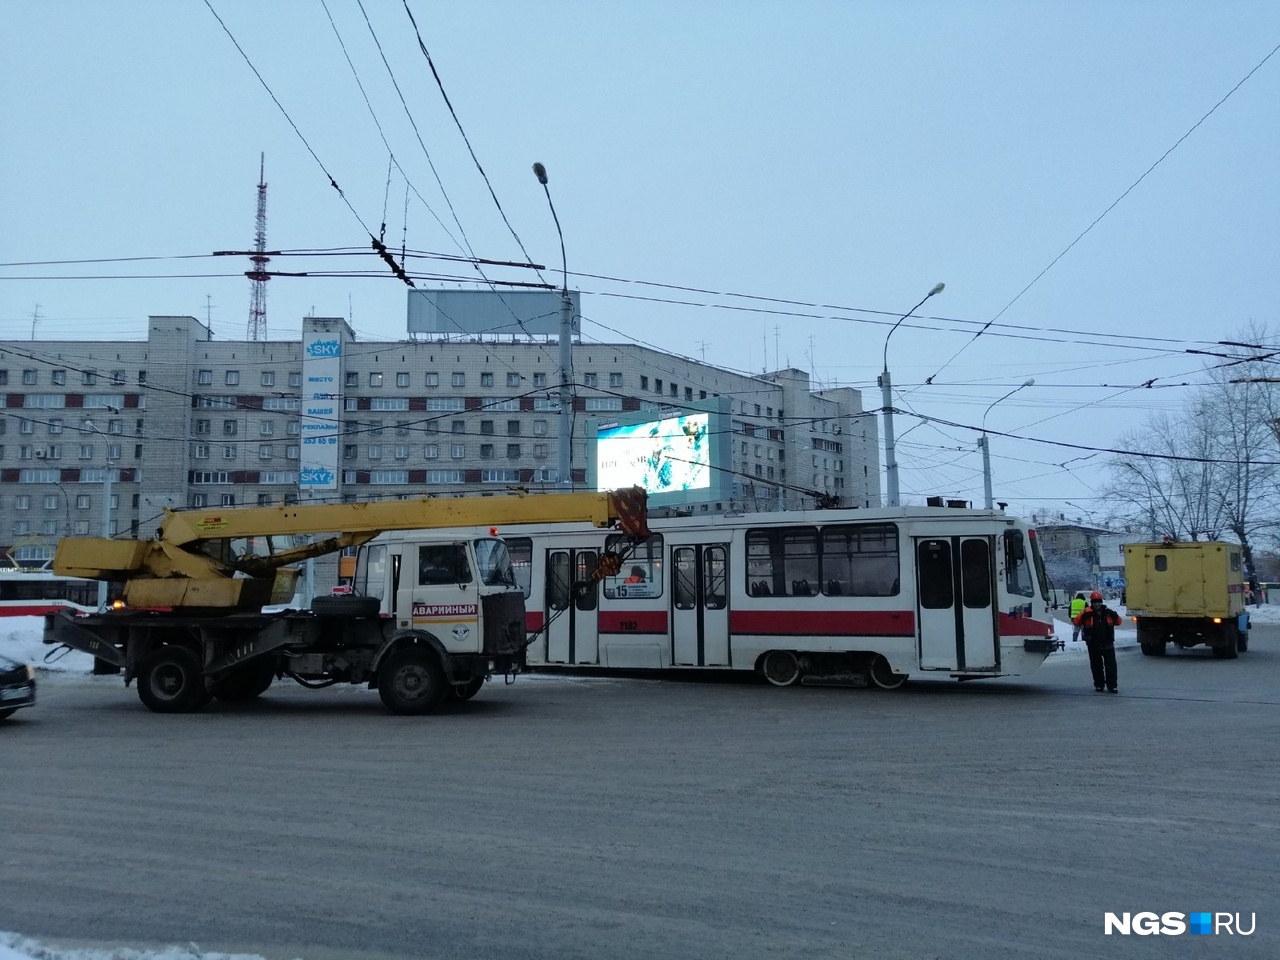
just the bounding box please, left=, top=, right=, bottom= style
left=288, top=371, right=302, bottom=387
left=19, top=419, right=34, bottom=434
left=533, top=420, right=548, bottom=436
left=583, top=372, right=597, bottom=387
left=195, top=419, right=211, bottom=435
left=343, top=444, right=358, bottom=460
left=585, top=397, right=622, bottom=411
left=480, top=420, right=495, bottom=435
left=286, top=444, right=299, bottom=459
left=22, top=370, right=38, bottom=385
left=287, top=421, right=300, bottom=436
left=260, top=371, right=275, bottom=387
left=220, top=494, right=236, bottom=507
left=655, top=379, right=663, bottom=392
left=641, top=376, right=649, bottom=390
left=79, top=444, right=94, bottom=460
left=14, top=495, right=31, bottom=510
left=43, top=495, right=59, bottom=510
left=370, top=470, right=409, bottom=485
left=223, top=420, right=237, bottom=436
left=507, top=420, right=520, bottom=436
left=507, top=444, right=521, bottom=459
left=480, top=444, right=494, bottom=459
left=481, top=468, right=520, bottom=483
left=395, top=372, right=410, bottom=388
left=507, top=372, right=521, bottom=387
left=670, top=383, right=678, bottom=397
left=481, top=372, right=494, bottom=387
left=451, top=444, right=466, bottom=459
left=368, top=420, right=384, bottom=436
left=426, top=397, right=463, bottom=411
left=107, top=419, right=123, bottom=435
left=424, top=444, right=439, bottom=459
left=425, top=372, right=439, bottom=387
left=427, top=469, right=464, bottom=484
left=345, top=372, right=359, bottom=388
left=259, top=444, right=273, bottom=460
left=394, top=444, right=409, bottom=460
left=371, top=398, right=408, bottom=411
left=533, top=372, right=547, bottom=387
left=533, top=443, right=548, bottom=459
left=610, top=372, right=623, bottom=387
left=51, top=369, right=66, bottom=385
left=225, top=370, right=240, bottom=386
left=369, top=372, right=384, bottom=388
left=452, top=372, right=466, bottom=387
left=222, top=444, right=238, bottom=459
left=193, top=443, right=209, bottom=459
left=259, top=421, right=275, bottom=436
left=368, top=445, right=383, bottom=460
left=452, top=420, right=465, bottom=434
left=48, top=419, right=63, bottom=434
left=395, top=421, right=411, bottom=436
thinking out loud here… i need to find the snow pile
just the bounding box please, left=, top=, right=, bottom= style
left=0, top=933, right=292, bottom=960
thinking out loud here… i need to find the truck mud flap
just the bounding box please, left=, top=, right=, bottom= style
left=44, top=611, right=127, bottom=668
left=205, top=618, right=294, bottom=675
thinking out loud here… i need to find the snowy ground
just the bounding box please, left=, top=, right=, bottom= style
left=4, top=603, right=1278, bottom=960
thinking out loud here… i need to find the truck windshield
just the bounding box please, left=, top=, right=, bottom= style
left=472, top=537, right=518, bottom=588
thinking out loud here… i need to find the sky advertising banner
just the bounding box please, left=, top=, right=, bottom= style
left=299, top=331, right=341, bottom=492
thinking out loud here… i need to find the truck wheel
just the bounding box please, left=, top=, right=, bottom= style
left=311, top=595, right=381, bottom=619
left=137, top=646, right=208, bottom=714
left=452, top=678, right=484, bottom=701
left=761, top=650, right=802, bottom=687
left=211, top=661, right=275, bottom=702
left=869, top=654, right=909, bottom=690
left=378, top=648, right=447, bottom=715
left=1140, top=642, right=1166, bottom=657
left=1238, top=632, right=1248, bottom=653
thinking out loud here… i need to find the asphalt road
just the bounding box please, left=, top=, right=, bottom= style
left=2, top=626, right=1278, bottom=960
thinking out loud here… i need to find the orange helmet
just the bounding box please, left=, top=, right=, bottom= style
left=1090, top=591, right=1103, bottom=601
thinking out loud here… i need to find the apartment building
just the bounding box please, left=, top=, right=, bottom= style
left=0, top=312, right=880, bottom=567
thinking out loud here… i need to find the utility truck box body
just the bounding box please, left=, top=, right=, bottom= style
left=1123, top=541, right=1246, bottom=658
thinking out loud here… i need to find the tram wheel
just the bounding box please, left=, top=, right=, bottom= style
left=761, top=650, right=802, bottom=687
left=868, top=655, right=909, bottom=690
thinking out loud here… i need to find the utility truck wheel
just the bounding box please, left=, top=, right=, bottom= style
left=1140, top=643, right=1166, bottom=657
left=1238, top=632, right=1248, bottom=653
left=761, top=650, right=801, bottom=687
left=378, top=648, right=447, bottom=715
left=452, top=678, right=484, bottom=701
left=137, top=646, right=207, bottom=713
left=212, top=661, right=275, bottom=702
left=311, top=595, right=380, bottom=619
left=868, top=655, right=909, bottom=690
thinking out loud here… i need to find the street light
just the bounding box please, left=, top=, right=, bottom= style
left=83, top=413, right=120, bottom=610
left=879, top=282, right=944, bottom=507
left=978, top=379, right=1034, bottom=509
left=532, top=161, right=574, bottom=489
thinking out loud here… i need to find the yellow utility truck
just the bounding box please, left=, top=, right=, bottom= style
left=45, top=488, right=649, bottom=714
left=1123, top=541, right=1247, bottom=659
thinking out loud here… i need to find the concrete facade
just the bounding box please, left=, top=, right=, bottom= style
left=0, top=314, right=880, bottom=568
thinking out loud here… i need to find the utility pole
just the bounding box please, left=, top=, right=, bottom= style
left=30, top=303, right=41, bottom=340
left=533, top=162, right=574, bottom=489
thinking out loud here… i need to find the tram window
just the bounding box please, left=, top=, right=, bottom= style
left=547, top=551, right=571, bottom=611
left=746, top=526, right=818, bottom=598
left=1002, top=530, right=1034, bottom=598
left=961, top=539, right=992, bottom=608
left=418, top=544, right=471, bottom=585
left=575, top=551, right=599, bottom=611
left=673, top=547, right=697, bottom=610
left=704, top=545, right=727, bottom=610
left=917, top=539, right=954, bottom=609
left=603, top=533, right=664, bottom=599
left=506, top=536, right=533, bottom=599
left=820, top=523, right=900, bottom=597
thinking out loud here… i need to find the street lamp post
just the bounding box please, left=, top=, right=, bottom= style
left=533, top=162, right=574, bottom=490
left=978, top=379, right=1034, bottom=509
left=879, top=283, right=944, bottom=507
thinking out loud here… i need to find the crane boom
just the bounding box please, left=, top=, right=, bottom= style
left=53, top=487, right=649, bottom=611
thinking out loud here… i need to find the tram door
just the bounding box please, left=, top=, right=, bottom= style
left=670, top=544, right=730, bottom=666
left=915, top=536, right=999, bottom=671
left=545, top=548, right=601, bottom=665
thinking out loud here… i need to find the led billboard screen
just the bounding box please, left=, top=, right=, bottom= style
left=596, top=412, right=719, bottom=498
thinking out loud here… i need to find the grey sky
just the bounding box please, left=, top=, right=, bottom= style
left=2, top=1, right=1277, bottom=516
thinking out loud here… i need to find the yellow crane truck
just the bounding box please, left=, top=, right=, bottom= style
left=44, top=488, right=649, bottom=714
left=1123, top=540, right=1247, bottom=659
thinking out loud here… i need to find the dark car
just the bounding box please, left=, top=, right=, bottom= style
left=0, top=652, right=37, bottom=720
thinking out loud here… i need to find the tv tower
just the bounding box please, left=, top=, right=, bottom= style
left=246, top=153, right=270, bottom=340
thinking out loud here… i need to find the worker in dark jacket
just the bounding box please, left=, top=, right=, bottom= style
left=1073, top=591, right=1122, bottom=693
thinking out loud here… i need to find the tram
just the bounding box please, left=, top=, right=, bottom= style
left=361, top=503, right=1061, bottom=688
left=0, top=569, right=100, bottom=616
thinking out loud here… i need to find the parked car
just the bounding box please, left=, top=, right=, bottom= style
left=0, top=652, right=37, bottom=719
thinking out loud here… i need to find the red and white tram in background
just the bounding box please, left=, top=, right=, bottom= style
left=0, top=570, right=99, bottom=617
left=368, top=504, right=1060, bottom=688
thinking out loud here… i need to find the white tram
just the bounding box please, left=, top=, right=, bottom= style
left=368, top=504, right=1060, bottom=688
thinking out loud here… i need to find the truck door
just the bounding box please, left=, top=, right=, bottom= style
left=915, top=536, right=999, bottom=672
left=544, top=548, right=601, bottom=665
left=671, top=543, right=730, bottom=666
